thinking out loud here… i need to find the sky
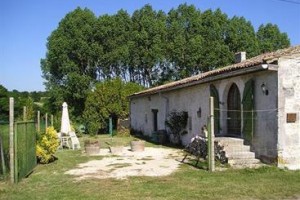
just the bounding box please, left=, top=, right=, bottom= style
left=0, top=0, right=300, bottom=92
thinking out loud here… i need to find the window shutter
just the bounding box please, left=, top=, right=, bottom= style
left=210, top=85, right=220, bottom=135
left=242, top=79, right=254, bottom=144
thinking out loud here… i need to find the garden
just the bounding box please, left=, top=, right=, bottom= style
left=1, top=133, right=300, bottom=200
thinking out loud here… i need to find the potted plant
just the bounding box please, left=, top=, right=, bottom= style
left=106, top=141, right=124, bottom=154
left=84, top=139, right=100, bottom=155
left=130, top=139, right=145, bottom=152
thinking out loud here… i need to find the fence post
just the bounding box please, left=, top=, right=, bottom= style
left=45, top=113, right=48, bottom=132
left=51, top=115, right=53, bottom=127
left=9, top=97, right=14, bottom=183
left=208, top=96, right=215, bottom=172
left=37, top=111, right=40, bottom=133
left=23, top=106, right=27, bottom=121
left=0, top=135, right=6, bottom=176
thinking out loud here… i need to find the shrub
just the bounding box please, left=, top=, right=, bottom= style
left=165, top=110, right=188, bottom=145
left=36, top=126, right=59, bottom=164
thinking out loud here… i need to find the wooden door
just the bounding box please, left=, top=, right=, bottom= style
left=227, top=84, right=241, bottom=136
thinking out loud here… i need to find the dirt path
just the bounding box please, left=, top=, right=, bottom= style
left=65, top=147, right=183, bottom=180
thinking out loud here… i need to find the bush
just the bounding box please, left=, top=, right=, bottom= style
left=165, top=110, right=188, bottom=145
left=36, top=126, right=59, bottom=164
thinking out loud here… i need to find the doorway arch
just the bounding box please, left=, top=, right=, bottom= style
left=227, top=83, right=241, bottom=136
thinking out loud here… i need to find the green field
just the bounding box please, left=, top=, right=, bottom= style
left=0, top=135, right=300, bottom=200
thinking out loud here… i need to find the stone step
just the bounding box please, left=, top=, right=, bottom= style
left=226, top=151, right=256, bottom=159
left=222, top=145, right=251, bottom=153
left=228, top=158, right=261, bottom=165
left=215, top=137, right=262, bottom=169
left=215, top=137, right=244, bottom=146
left=231, top=163, right=264, bottom=169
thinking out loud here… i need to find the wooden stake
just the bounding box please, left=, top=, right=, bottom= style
left=37, top=111, right=40, bottom=133
left=51, top=115, right=53, bottom=127
left=9, top=97, right=14, bottom=183
left=209, top=96, right=215, bottom=172
left=23, top=106, right=26, bottom=121
left=45, top=113, right=48, bottom=132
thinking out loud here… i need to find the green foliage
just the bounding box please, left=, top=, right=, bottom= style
left=0, top=84, right=50, bottom=122
left=257, top=23, right=290, bottom=53
left=226, top=16, right=260, bottom=58
left=36, top=126, right=59, bottom=164
left=165, top=110, right=188, bottom=145
left=41, top=7, right=98, bottom=117
left=0, top=85, right=9, bottom=121
left=83, top=78, right=143, bottom=135
left=41, top=5, right=291, bottom=119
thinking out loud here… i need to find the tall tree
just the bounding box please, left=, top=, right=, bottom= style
left=95, top=10, right=132, bottom=81
left=130, top=4, right=167, bottom=87
left=166, top=4, right=203, bottom=79
left=41, top=7, right=99, bottom=116
left=257, top=23, right=290, bottom=53
left=200, top=9, right=232, bottom=71
left=226, top=16, right=259, bottom=58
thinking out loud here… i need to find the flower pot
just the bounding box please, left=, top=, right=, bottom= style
left=109, top=146, right=123, bottom=154
left=84, top=140, right=100, bottom=155
left=157, top=130, right=167, bottom=144
left=130, top=140, right=145, bottom=152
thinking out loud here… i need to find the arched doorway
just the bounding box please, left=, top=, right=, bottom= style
left=227, top=83, right=241, bottom=136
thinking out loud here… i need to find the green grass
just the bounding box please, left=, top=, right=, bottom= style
left=0, top=135, right=300, bottom=200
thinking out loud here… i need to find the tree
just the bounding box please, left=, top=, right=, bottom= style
left=130, top=4, right=167, bottom=87
left=257, top=23, right=290, bottom=53
left=199, top=9, right=232, bottom=71
left=95, top=10, right=132, bottom=81
left=41, top=7, right=99, bottom=117
left=83, top=78, right=143, bottom=134
left=166, top=4, right=203, bottom=79
left=0, top=85, right=9, bottom=121
left=226, top=16, right=259, bottom=58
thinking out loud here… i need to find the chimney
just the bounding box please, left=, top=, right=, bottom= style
left=235, top=52, right=246, bottom=63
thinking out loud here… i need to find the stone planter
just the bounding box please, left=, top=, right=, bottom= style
left=84, top=140, right=100, bottom=155
left=130, top=140, right=145, bottom=152
left=109, top=146, right=123, bottom=154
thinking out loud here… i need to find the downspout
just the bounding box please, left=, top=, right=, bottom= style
left=159, top=92, right=169, bottom=130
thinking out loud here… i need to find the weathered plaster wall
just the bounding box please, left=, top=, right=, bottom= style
left=130, top=69, right=278, bottom=159
left=252, top=71, right=278, bottom=161
left=278, top=55, right=300, bottom=170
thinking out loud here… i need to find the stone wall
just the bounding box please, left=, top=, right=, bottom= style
left=130, top=70, right=278, bottom=159
left=278, top=54, right=300, bottom=170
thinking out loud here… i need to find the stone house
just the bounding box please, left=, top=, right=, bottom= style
left=129, top=45, right=300, bottom=170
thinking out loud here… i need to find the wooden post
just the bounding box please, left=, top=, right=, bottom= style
left=45, top=113, right=48, bottom=132
left=37, top=111, right=40, bottom=133
left=0, top=136, right=6, bottom=176
left=9, top=97, right=14, bottom=183
left=208, top=97, right=215, bottom=172
left=23, top=106, right=26, bottom=121
left=51, top=115, right=53, bottom=127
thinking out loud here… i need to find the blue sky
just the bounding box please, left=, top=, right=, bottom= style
left=0, top=0, right=299, bottom=92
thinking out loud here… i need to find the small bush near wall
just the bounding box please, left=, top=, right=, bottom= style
left=165, top=110, right=188, bottom=145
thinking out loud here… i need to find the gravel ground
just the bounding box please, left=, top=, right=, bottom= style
left=65, top=147, right=183, bottom=180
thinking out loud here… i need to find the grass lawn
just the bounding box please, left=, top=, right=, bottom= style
left=0, top=135, right=300, bottom=200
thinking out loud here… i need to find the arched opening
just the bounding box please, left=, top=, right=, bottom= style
left=227, top=83, right=241, bottom=136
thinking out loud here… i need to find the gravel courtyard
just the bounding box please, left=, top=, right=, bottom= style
left=65, top=147, right=183, bottom=180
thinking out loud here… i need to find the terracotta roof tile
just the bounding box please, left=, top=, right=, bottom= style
left=130, top=45, right=300, bottom=98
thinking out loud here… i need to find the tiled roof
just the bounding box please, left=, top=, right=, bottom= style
left=130, top=45, right=300, bottom=98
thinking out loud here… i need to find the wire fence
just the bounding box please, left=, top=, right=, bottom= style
left=211, top=107, right=279, bottom=165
